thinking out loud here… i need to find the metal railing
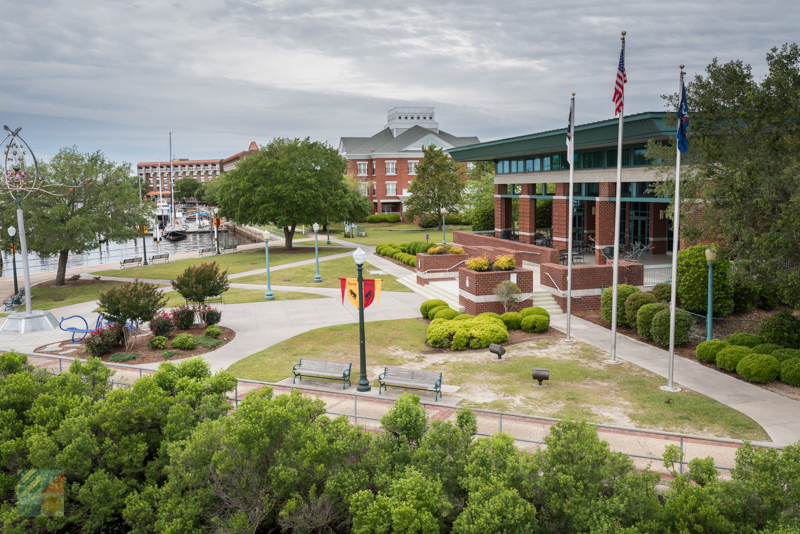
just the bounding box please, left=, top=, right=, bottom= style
left=643, top=265, right=673, bottom=286
left=417, top=260, right=466, bottom=274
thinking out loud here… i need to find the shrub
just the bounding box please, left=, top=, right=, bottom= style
left=161, top=349, right=181, bottom=360
left=501, top=312, right=523, bottom=330
left=465, top=255, right=490, bottom=272
left=451, top=319, right=509, bottom=350
left=637, top=303, right=668, bottom=340
left=172, top=305, right=196, bottom=330
left=420, top=299, right=448, bottom=319
left=205, top=325, right=222, bottom=339
left=521, top=314, right=550, bottom=333
left=494, top=281, right=521, bottom=313
left=601, top=285, right=641, bottom=328
left=149, top=311, right=175, bottom=337
left=651, top=309, right=693, bottom=348
left=449, top=246, right=465, bottom=254
left=366, top=214, right=399, bottom=223
left=732, top=282, right=759, bottom=312
left=478, top=312, right=502, bottom=322
left=428, top=306, right=450, bottom=319
left=725, top=333, right=763, bottom=348
left=384, top=213, right=401, bottom=223
left=780, top=358, right=800, bottom=387
left=759, top=310, right=800, bottom=349
left=716, top=345, right=753, bottom=372
left=434, top=308, right=460, bottom=321
left=696, top=340, right=729, bottom=364
left=109, top=352, right=139, bottom=363
left=419, top=214, right=438, bottom=228
left=453, top=314, right=473, bottom=321
left=757, top=283, right=783, bottom=310
left=171, top=333, right=197, bottom=350
left=676, top=244, right=734, bottom=316
left=736, top=353, right=780, bottom=383
left=492, top=255, right=516, bottom=271
left=653, top=283, right=672, bottom=303
left=427, top=318, right=461, bottom=348
left=148, top=336, right=168, bottom=349
left=171, top=261, right=230, bottom=309
left=194, top=335, right=224, bottom=349
left=84, top=323, right=125, bottom=357
left=625, top=291, right=657, bottom=328
left=470, top=204, right=494, bottom=231
left=752, top=343, right=783, bottom=355
left=444, top=213, right=462, bottom=225
left=98, top=279, right=168, bottom=350
left=771, top=348, right=800, bottom=363
left=520, top=307, right=549, bottom=319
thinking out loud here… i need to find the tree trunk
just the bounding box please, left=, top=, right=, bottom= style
left=283, top=224, right=296, bottom=250
left=55, top=250, right=70, bottom=287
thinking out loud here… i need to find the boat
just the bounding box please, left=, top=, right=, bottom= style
left=162, top=225, right=187, bottom=241
left=160, top=133, right=188, bottom=242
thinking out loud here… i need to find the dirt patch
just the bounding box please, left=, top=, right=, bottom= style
left=37, top=326, right=236, bottom=365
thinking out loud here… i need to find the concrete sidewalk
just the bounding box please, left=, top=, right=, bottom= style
left=549, top=314, right=800, bottom=446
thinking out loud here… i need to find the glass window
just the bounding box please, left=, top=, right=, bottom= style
left=621, top=183, right=633, bottom=197
left=582, top=152, right=591, bottom=169
left=511, top=160, right=517, bottom=173
left=607, top=149, right=617, bottom=168
left=357, top=162, right=368, bottom=176
left=586, top=183, right=599, bottom=196
left=592, top=151, right=604, bottom=169
left=409, top=162, right=417, bottom=175
left=518, top=159, right=524, bottom=172
left=386, top=183, right=396, bottom=195
left=543, top=157, right=551, bottom=171
left=534, top=158, right=541, bottom=172
left=552, top=154, right=559, bottom=170
left=561, top=153, right=569, bottom=170
left=622, top=147, right=631, bottom=167
left=573, top=183, right=582, bottom=195
left=386, top=161, right=396, bottom=175
left=639, top=182, right=657, bottom=197
left=503, top=160, right=510, bottom=174
left=633, top=147, right=647, bottom=166
left=496, top=161, right=502, bottom=174
left=574, top=153, right=580, bottom=169
left=525, top=159, right=533, bottom=172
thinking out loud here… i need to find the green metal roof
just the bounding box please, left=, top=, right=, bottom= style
left=449, top=112, right=671, bottom=162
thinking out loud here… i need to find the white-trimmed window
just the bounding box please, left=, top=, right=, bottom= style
left=408, top=161, right=418, bottom=175
left=357, top=162, right=368, bottom=176
left=386, top=161, right=396, bottom=175
left=386, top=182, right=397, bottom=196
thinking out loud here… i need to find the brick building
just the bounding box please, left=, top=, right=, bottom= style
left=338, top=107, right=479, bottom=217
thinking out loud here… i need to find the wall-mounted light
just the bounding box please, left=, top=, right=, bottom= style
left=591, top=206, right=596, bottom=215
left=659, top=210, right=665, bottom=219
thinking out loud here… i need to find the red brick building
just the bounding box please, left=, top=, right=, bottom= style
left=338, top=107, right=479, bottom=217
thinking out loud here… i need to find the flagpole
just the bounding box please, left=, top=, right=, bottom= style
left=607, top=31, right=626, bottom=365
left=661, top=65, right=686, bottom=393
left=565, top=94, right=576, bottom=344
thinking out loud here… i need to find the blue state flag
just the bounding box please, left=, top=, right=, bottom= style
left=676, top=79, right=689, bottom=154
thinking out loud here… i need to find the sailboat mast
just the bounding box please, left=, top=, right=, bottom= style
left=169, top=132, right=174, bottom=224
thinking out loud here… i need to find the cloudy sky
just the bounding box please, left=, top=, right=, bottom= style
left=2, top=0, right=797, bottom=168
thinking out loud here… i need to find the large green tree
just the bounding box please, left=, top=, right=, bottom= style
left=1, top=147, right=148, bottom=286
left=196, top=174, right=227, bottom=205
left=647, top=43, right=800, bottom=307
left=173, top=177, right=201, bottom=200
left=404, top=145, right=468, bottom=230
left=217, top=138, right=370, bottom=249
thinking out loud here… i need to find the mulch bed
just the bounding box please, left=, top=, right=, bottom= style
left=37, top=326, right=236, bottom=365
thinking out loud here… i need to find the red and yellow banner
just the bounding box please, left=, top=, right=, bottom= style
left=340, top=278, right=381, bottom=309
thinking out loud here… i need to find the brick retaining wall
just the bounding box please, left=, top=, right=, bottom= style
left=539, top=262, right=645, bottom=313
left=458, top=267, right=534, bottom=315
left=453, top=232, right=561, bottom=264
left=415, top=253, right=468, bottom=286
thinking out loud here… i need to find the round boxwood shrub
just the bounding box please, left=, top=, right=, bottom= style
left=695, top=340, right=729, bottom=364
left=475, top=314, right=505, bottom=329
left=676, top=244, right=734, bottom=316
left=501, top=312, right=523, bottom=330
left=451, top=319, right=509, bottom=350
left=171, top=333, right=197, bottom=350
left=434, top=308, right=460, bottom=321
left=637, top=303, right=668, bottom=340
left=716, top=346, right=753, bottom=372
left=427, top=319, right=461, bottom=348
left=453, top=314, right=473, bottom=321
left=601, top=285, right=641, bottom=328
left=478, top=312, right=502, bottom=322
left=772, top=348, right=800, bottom=363
left=520, top=307, right=549, bottom=319
left=205, top=325, right=222, bottom=339
left=625, top=291, right=657, bottom=328
left=780, top=358, right=800, bottom=387
left=653, top=283, right=672, bottom=303
left=420, top=299, right=448, bottom=319
left=148, top=336, right=168, bottom=350
left=651, top=309, right=693, bottom=348
left=521, top=314, right=550, bottom=333
left=752, top=343, right=783, bottom=355
left=725, top=333, right=763, bottom=348
left=759, top=310, right=800, bottom=349
left=736, top=353, right=780, bottom=383
left=427, top=306, right=450, bottom=320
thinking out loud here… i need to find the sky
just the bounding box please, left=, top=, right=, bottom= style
left=2, top=0, right=798, bottom=169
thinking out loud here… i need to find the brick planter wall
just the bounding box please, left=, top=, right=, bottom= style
left=458, top=267, right=534, bottom=315
left=539, top=261, right=645, bottom=312
left=415, top=253, right=468, bottom=286
left=453, top=232, right=561, bottom=264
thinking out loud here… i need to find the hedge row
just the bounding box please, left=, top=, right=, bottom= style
left=602, top=286, right=692, bottom=348
left=695, top=333, right=800, bottom=387
left=365, top=213, right=401, bottom=223
left=375, top=244, right=416, bottom=267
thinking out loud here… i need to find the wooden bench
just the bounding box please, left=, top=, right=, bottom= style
left=198, top=247, right=217, bottom=257
left=378, top=366, right=443, bottom=401
left=292, top=358, right=352, bottom=390
left=3, top=289, right=25, bottom=311
left=120, top=257, right=142, bottom=269
left=149, top=253, right=170, bottom=263
left=222, top=245, right=238, bottom=253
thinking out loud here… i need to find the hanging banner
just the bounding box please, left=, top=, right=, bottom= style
left=340, top=278, right=381, bottom=309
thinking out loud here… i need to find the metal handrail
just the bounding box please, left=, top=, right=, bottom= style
left=544, top=272, right=580, bottom=299
left=418, top=260, right=467, bottom=274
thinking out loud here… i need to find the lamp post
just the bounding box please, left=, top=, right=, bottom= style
left=7, top=226, right=18, bottom=295
left=312, top=222, right=322, bottom=283
left=705, top=247, right=717, bottom=341
left=263, top=230, right=274, bottom=301
left=441, top=208, right=447, bottom=244
left=139, top=224, right=149, bottom=266
left=214, top=208, right=221, bottom=255
left=353, top=247, right=371, bottom=392
left=326, top=215, right=331, bottom=245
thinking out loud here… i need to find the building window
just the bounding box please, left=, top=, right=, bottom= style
left=503, top=161, right=509, bottom=174
left=586, top=183, right=600, bottom=196
left=386, top=161, right=396, bottom=175
left=534, top=158, right=541, bottom=172
left=466, top=162, right=475, bottom=170
left=525, top=159, right=533, bottom=172
left=386, top=182, right=397, bottom=196
left=633, top=146, right=648, bottom=166
left=496, top=161, right=503, bottom=174
left=357, top=162, right=368, bottom=176
left=409, top=161, right=418, bottom=175
left=511, top=160, right=517, bottom=173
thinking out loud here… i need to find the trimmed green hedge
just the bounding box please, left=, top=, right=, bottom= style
left=365, top=213, right=401, bottom=223
left=772, top=348, right=800, bottom=363
left=752, top=343, right=783, bottom=355
left=427, top=316, right=509, bottom=350
left=420, top=299, right=448, bottom=319
left=676, top=244, right=734, bottom=316
left=427, top=318, right=462, bottom=348
left=651, top=309, right=693, bottom=348
left=601, top=285, right=641, bottom=328
left=625, top=291, right=657, bottom=328
left=653, top=283, right=672, bottom=303
left=725, top=333, right=763, bottom=348
left=696, top=339, right=729, bottom=364
left=520, top=307, right=549, bottom=319
left=434, top=308, right=460, bottom=321
left=637, top=303, right=668, bottom=340
left=428, top=305, right=450, bottom=319
left=478, top=312, right=502, bottom=322
left=717, top=346, right=753, bottom=372
left=759, top=310, right=800, bottom=349
left=501, top=312, right=522, bottom=330
left=453, top=314, right=474, bottom=321
left=736, top=353, right=780, bottom=383
left=780, top=358, right=800, bottom=387
left=521, top=314, right=550, bottom=333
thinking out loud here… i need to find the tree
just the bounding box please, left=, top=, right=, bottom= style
left=0, top=147, right=149, bottom=286
left=196, top=175, right=227, bottom=205
left=170, top=262, right=230, bottom=326
left=97, top=280, right=168, bottom=349
left=404, top=145, right=468, bottom=230
left=646, top=43, right=800, bottom=308
left=174, top=177, right=201, bottom=200
left=458, top=161, right=495, bottom=223
left=494, top=281, right=522, bottom=313
left=216, top=138, right=370, bottom=249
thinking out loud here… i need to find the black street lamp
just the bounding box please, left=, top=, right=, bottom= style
left=353, top=247, right=370, bottom=392
left=7, top=226, right=18, bottom=294
left=138, top=224, right=149, bottom=266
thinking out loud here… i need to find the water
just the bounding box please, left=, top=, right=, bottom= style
left=0, top=231, right=253, bottom=278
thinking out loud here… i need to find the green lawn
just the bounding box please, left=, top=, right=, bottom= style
left=92, top=247, right=345, bottom=280
left=328, top=222, right=472, bottom=247
left=161, top=288, right=328, bottom=307
left=19, top=282, right=131, bottom=311
left=235, top=256, right=411, bottom=292
left=227, top=319, right=768, bottom=440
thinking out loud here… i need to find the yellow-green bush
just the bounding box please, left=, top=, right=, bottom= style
left=426, top=316, right=508, bottom=350
left=453, top=314, right=474, bottom=321
left=521, top=314, right=549, bottom=333
left=427, top=305, right=450, bottom=319
left=717, top=345, right=753, bottom=372
left=434, top=308, right=460, bottom=321
left=493, top=254, right=516, bottom=271
left=501, top=312, right=522, bottom=330
left=637, top=303, right=668, bottom=340
left=625, top=291, right=657, bottom=328
left=465, top=255, right=491, bottom=272
left=420, top=299, right=448, bottom=319
left=772, top=348, right=800, bottom=363
left=520, top=307, right=549, bottom=319
left=780, top=358, right=800, bottom=387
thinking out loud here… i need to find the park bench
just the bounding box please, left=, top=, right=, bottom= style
left=378, top=366, right=443, bottom=401
left=222, top=245, right=238, bottom=253
left=120, top=257, right=142, bottom=269
left=292, top=358, right=352, bottom=389
left=184, top=294, right=223, bottom=306
left=149, top=253, right=170, bottom=263
left=198, top=247, right=216, bottom=257
left=3, top=289, right=25, bottom=311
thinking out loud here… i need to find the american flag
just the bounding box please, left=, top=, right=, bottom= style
left=613, top=45, right=627, bottom=115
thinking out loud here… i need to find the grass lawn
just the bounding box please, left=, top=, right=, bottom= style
left=91, top=247, right=345, bottom=280
left=227, top=319, right=768, bottom=440
left=235, top=256, right=411, bottom=292
left=328, top=222, right=472, bottom=247
left=19, top=282, right=130, bottom=311
left=161, top=288, right=328, bottom=307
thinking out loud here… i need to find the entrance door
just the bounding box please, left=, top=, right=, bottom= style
left=572, top=200, right=585, bottom=242
left=629, top=202, right=650, bottom=252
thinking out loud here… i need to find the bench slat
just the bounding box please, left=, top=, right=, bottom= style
left=293, top=358, right=352, bottom=390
